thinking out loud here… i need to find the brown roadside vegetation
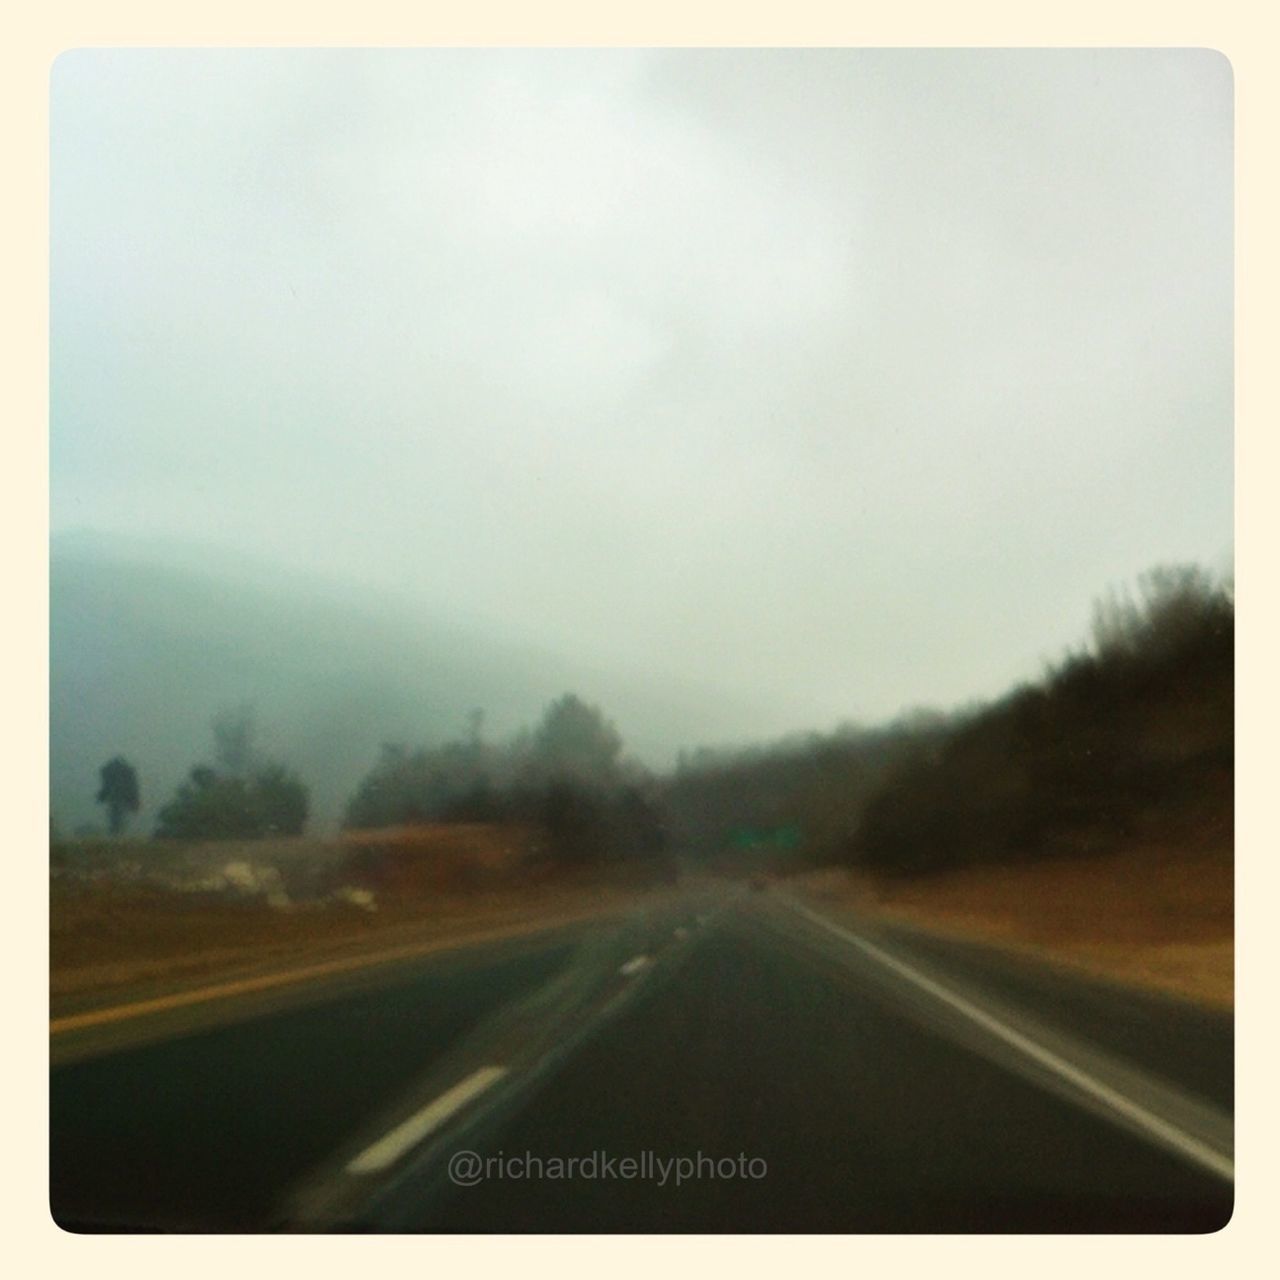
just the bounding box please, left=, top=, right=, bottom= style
left=50, top=825, right=672, bottom=1014
left=798, top=819, right=1232, bottom=1008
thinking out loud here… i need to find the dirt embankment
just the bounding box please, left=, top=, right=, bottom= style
left=798, top=833, right=1232, bottom=1009
left=50, top=829, right=673, bottom=1012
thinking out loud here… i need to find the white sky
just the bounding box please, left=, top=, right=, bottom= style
left=50, top=48, right=1233, bottom=734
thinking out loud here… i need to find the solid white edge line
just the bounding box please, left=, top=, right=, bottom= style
left=346, top=1065, right=509, bottom=1175
left=789, top=901, right=1234, bottom=1184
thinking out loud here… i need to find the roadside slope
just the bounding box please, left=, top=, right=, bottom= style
left=794, top=836, right=1232, bottom=1009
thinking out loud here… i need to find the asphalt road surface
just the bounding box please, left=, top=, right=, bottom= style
left=50, top=885, right=1233, bottom=1233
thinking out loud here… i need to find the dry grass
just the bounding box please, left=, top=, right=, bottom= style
left=798, top=836, right=1233, bottom=1009
left=49, top=835, right=670, bottom=1012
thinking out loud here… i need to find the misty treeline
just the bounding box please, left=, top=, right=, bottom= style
left=852, top=565, right=1232, bottom=874
left=106, top=693, right=668, bottom=867
left=660, top=564, right=1233, bottom=876
left=344, top=694, right=669, bottom=865
left=658, top=712, right=953, bottom=867
left=80, top=563, right=1230, bottom=880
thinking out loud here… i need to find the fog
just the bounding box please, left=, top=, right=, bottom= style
left=50, top=49, right=1232, bottom=829
left=50, top=529, right=783, bottom=832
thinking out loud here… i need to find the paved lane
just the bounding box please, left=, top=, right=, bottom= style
left=870, top=919, right=1233, bottom=1111
left=50, top=891, right=1232, bottom=1233
left=403, top=912, right=1231, bottom=1233
left=50, top=932, right=580, bottom=1230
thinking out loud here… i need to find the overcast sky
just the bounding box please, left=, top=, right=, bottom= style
left=50, top=48, right=1233, bottom=737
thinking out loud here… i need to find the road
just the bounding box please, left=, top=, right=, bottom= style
left=50, top=884, right=1233, bottom=1233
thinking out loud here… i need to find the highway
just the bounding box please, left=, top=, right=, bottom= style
left=50, top=885, right=1233, bottom=1233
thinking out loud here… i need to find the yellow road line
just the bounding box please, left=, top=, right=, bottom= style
left=50, top=910, right=596, bottom=1036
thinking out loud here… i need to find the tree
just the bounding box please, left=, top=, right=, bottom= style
left=344, top=741, right=496, bottom=829
left=528, top=693, right=623, bottom=786
left=1090, top=564, right=1232, bottom=663
left=154, top=711, right=307, bottom=840
left=155, top=768, right=253, bottom=841
left=611, top=785, right=668, bottom=857
left=95, top=756, right=140, bottom=837
left=538, top=778, right=609, bottom=863
left=253, top=762, right=310, bottom=835
left=155, top=764, right=308, bottom=840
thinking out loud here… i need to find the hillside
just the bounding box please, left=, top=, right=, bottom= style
left=661, top=566, right=1231, bottom=875
left=852, top=566, right=1232, bottom=876
left=49, top=533, right=767, bottom=834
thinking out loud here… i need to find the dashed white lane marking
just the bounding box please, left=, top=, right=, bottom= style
left=790, top=901, right=1234, bottom=1184
left=619, top=954, right=651, bottom=976
left=346, top=1065, right=509, bottom=1175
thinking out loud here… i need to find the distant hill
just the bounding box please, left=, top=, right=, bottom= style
left=50, top=533, right=768, bottom=835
